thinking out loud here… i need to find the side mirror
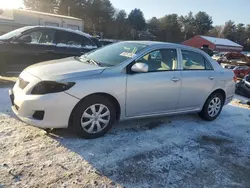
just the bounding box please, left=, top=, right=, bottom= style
left=131, top=63, right=148, bottom=73
left=17, top=35, right=32, bottom=44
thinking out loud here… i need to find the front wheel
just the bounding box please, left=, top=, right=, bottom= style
left=199, top=93, right=224, bottom=121
left=70, top=95, right=116, bottom=139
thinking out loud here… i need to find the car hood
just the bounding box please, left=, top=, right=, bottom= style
left=25, top=57, right=105, bottom=80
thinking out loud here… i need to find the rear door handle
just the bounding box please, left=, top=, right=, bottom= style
left=171, top=77, right=180, bottom=82
left=208, top=76, right=215, bottom=80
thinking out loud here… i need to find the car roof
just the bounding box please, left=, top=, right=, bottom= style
left=25, top=26, right=93, bottom=38
left=123, top=41, right=202, bottom=52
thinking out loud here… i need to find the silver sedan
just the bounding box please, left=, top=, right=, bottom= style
left=10, top=41, right=236, bottom=138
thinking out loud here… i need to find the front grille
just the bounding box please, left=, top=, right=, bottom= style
left=19, top=78, right=29, bottom=89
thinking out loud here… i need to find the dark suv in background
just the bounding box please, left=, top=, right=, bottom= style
left=0, top=26, right=99, bottom=75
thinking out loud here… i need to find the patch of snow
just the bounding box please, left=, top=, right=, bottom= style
left=30, top=41, right=56, bottom=46
left=234, top=94, right=249, bottom=101
left=56, top=43, right=97, bottom=49
left=201, top=36, right=243, bottom=47
left=84, top=45, right=97, bottom=49
left=56, top=43, right=82, bottom=48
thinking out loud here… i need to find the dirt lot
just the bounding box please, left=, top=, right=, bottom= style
left=0, top=80, right=250, bottom=188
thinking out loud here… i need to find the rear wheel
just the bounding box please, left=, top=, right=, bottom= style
left=199, top=93, right=224, bottom=121
left=70, top=95, right=116, bottom=139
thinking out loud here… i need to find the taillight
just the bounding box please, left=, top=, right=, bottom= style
left=233, top=75, right=237, bottom=82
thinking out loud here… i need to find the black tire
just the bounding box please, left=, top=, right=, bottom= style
left=199, top=92, right=224, bottom=121
left=70, top=95, right=116, bottom=139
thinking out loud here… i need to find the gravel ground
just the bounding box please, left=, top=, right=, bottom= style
left=0, top=84, right=250, bottom=188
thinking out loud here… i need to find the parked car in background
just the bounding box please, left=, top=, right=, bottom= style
left=233, top=66, right=250, bottom=78
left=241, top=51, right=250, bottom=57
left=10, top=41, right=235, bottom=139
left=218, top=52, right=250, bottom=66
left=0, top=26, right=99, bottom=74
left=218, top=52, right=250, bottom=78
left=212, top=52, right=226, bottom=61
left=236, top=73, right=250, bottom=98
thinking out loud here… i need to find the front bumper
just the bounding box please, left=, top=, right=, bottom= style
left=9, top=87, right=79, bottom=129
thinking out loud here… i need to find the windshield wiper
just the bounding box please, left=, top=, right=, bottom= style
left=77, top=56, right=102, bottom=66
left=88, top=59, right=101, bottom=66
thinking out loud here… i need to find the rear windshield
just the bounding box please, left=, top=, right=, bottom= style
left=83, top=42, right=148, bottom=66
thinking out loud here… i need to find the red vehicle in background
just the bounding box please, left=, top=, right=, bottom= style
left=233, top=66, right=250, bottom=78
left=217, top=52, right=250, bottom=78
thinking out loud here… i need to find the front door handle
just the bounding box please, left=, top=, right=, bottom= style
left=208, top=76, right=215, bottom=80
left=171, top=77, right=180, bottom=82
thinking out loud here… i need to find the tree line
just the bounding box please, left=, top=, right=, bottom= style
left=24, top=0, right=250, bottom=50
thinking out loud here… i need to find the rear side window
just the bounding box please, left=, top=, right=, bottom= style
left=182, top=50, right=213, bottom=70
left=55, top=31, right=95, bottom=48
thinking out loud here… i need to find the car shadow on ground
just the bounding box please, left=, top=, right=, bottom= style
left=48, top=105, right=250, bottom=187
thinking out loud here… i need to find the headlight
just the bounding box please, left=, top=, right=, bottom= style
left=31, top=81, right=75, bottom=95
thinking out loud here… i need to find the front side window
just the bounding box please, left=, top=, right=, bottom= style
left=81, top=42, right=148, bottom=66
left=137, top=49, right=178, bottom=72
left=17, top=29, right=55, bottom=45
left=182, top=50, right=213, bottom=70
left=0, top=26, right=33, bottom=40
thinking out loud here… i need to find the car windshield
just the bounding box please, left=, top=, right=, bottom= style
left=0, top=26, right=33, bottom=40
left=80, top=42, right=148, bottom=66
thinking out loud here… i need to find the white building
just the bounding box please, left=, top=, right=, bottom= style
left=0, top=9, right=84, bottom=35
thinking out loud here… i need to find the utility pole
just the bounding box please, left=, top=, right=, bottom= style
left=68, top=6, right=70, bottom=16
